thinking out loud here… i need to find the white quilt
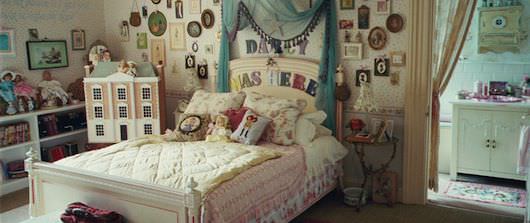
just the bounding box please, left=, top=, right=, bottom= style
left=55, top=136, right=281, bottom=195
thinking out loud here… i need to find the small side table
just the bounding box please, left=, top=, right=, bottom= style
left=345, top=136, right=399, bottom=211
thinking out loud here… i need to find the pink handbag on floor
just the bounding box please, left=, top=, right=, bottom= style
left=60, top=202, right=124, bottom=223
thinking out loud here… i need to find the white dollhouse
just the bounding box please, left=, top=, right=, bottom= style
left=83, top=62, right=164, bottom=143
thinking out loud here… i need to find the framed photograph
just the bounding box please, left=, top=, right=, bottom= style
left=26, top=40, right=68, bottom=70
left=71, top=29, right=86, bottom=50
left=150, top=39, right=166, bottom=65
left=368, top=27, right=387, bottom=50
left=169, top=23, right=186, bottom=50
left=175, top=0, right=184, bottom=19
left=340, top=0, right=354, bottom=9
left=374, top=57, right=390, bottom=76
left=191, top=41, right=199, bottom=52
left=389, top=51, right=405, bottom=66
left=370, top=118, right=393, bottom=142
left=137, top=32, right=148, bottom=49
left=376, top=0, right=391, bottom=15
left=151, top=0, right=161, bottom=4
left=28, top=28, right=39, bottom=41
left=358, top=5, right=370, bottom=29
left=166, top=0, right=172, bottom=8
left=190, top=0, right=201, bottom=14
left=187, top=21, right=202, bottom=38
left=386, top=14, right=404, bottom=33
left=343, top=43, right=362, bottom=60
left=148, top=11, right=168, bottom=36
left=355, top=69, right=371, bottom=87
left=120, top=21, right=130, bottom=42
left=201, top=9, right=215, bottom=29
left=339, top=20, right=354, bottom=29
left=213, top=0, right=220, bottom=5
left=0, top=28, right=16, bottom=57
left=373, top=171, right=398, bottom=204
left=197, top=63, right=208, bottom=79
left=185, top=54, right=196, bottom=69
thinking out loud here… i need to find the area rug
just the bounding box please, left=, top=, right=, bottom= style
left=443, top=181, right=526, bottom=208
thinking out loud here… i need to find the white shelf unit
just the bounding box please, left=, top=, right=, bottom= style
left=0, top=104, right=88, bottom=196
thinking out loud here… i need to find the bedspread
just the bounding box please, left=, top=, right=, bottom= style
left=202, top=143, right=307, bottom=223
left=55, top=135, right=281, bottom=194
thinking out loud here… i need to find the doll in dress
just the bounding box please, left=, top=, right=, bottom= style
left=0, top=72, right=18, bottom=115
left=38, top=70, right=69, bottom=107
left=14, top=74, right=36, bottom=100
left=206, top=115, right=233, bottom=142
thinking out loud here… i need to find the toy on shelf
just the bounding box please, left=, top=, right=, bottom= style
left=38, top=70, right=69, bottom=108
left=14, top=73, right=37, bottom=112
left=67, top=78, right=85, bottom=103
left=0, top=71, right=18, bottom=115
left=206, top=115, right=232, bottom=142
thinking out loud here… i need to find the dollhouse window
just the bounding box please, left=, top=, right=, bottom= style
left=118, top=105, right=128, bottom=118
left=96, top=124, right=104, bottom=136
left=117, top=87, right=127, bottom=101
left=142, top=87, right=151, bottom=100
left=143, top=105, right=152, bottom=118
left=94, top=106, right=103, bottom=119
left=144, top=124, right=153, bottom=135
left=92, top=88, right=102, bottom=101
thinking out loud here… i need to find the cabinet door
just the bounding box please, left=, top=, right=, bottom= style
left=458, top=109, right=491, bottom=171
left=490, top=111, right=525, bottom=174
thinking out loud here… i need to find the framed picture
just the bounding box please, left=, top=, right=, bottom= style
left=191, top=41, right=199, bottom=52
left=26, top=40, right=68, bottom=70
left=374, top=57, right=389, bottom=76
left=339, top=20, right=354, bottom=29
left=368, top=27, right=387, bottom=50
left=343, top=43, right=362, bottom=60
left=197, top=63, right=208, bottom=79
left=190, top=0, right=201, bottom=14
left=340, top=0, right=354, bottom=9
left=389, top=51, right=405, bottom=66
left=358, top=5, right=370, bottom=29
left=185, top=54, right=196, bottom=69
left=148, top=11, right=168, bottom=36
left=150, top=39, right=166, bottom=65
left=0, top=28, right=16, bottom=57
left=71, top=29, right=86, bottom=50
left=137, top=32, right=148, bottom=49
left=169, top=23, right=186, bottom=50
left=386, top=14, right=404, bottom=33
left=372, top=171, right=398, bottom=204
left=355, top=69, right=371, bottom=87
left=201, top=9, right=215, bottom=29
left=151, top=0, right=161, bottom=4
left=120, top=21, right=130, bottom=42
left=370, top=118, right=394, bottom=142
left=28, top=28, right=39, bottom=41
left=213, top=0, right=220, bottom=5
left=175, top=0, right=184, bottom=19
left=376, top=0, right=391, bottom=15
left=166, top=0, right=172, bottom=8
left=187, top=21, right=202, bottom=38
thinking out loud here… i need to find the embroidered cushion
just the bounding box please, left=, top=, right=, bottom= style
left=231, top=110, right=271, bottom=145
left=223, top=107, right=249, bottom=132
left=170, top=114, right=210, bottom=141
left=184, top=90, right=246, bottom=115
left=243, top=92, right=306, bottom=146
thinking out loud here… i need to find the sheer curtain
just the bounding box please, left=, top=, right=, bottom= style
left=429, top=0, right=477, bottom=191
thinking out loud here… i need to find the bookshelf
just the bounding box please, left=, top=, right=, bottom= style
left=0, top=103, right=87, bottom=196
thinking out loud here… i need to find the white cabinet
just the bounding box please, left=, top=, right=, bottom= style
left=451, top=101, right=528, bottom=181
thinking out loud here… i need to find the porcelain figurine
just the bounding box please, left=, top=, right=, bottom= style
left=205, top=115, right=232, bottom=142
left=38, top=71, right=69, bottom=107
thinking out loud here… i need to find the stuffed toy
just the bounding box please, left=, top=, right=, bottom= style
left=206, top=115, right=232, bottom=142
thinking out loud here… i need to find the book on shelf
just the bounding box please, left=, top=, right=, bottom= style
left=64, top=142, right=79, bottom=156
left=0, top=160, right=4, bottom=183
left=42, top=142, right=80, bottom=162
left=6, top=160, right=27, bottom=179
left=0, top=122, right=31, bottom=148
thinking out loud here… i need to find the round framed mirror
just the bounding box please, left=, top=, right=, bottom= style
left=87, top=40, right=108, bottom=65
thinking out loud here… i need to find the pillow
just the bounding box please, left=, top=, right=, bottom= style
left=243, top=92, right=306, bottom=146
left=184, top=90, right=246, bottom=115
left=230, top=110, right=271, bottom=145
left=172, top=114, right=211, bottom=141
left=223, top=107, right=249, bottom=132
left=301, top=111, right=327, bottom=125
left=315, top=125, right=333, bottom=137
left=294, top=111, right=328, bottom=145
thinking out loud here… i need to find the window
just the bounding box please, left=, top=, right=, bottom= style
left=144, top=124, right=153, bottom=135
left=94, top=106, right=103, bottom=118
left=92, top=88, right=102, bottom=101
left=95, top=124, right=104, bottom=136
left=143, top=105, right=152, bottom=118
left=118, top=106, right=128, bottom=118
left=117, top=87, right=127, bottom=101
left=142, top=87, right=151, bottom=100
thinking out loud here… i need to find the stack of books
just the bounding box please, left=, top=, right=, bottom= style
left=41, top=142, right=79, bottom=162
left=38, top=114, right=59, bottom=138
left=0, top=122, right=31, bottom=148
left=5, top=160, right=27, bottom=179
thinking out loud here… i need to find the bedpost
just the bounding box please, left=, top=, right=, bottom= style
left=156, top=64, right=167, bottom=132
left=24, top=147, right=38, bottom=217
left=185, top=177, right=201, bottom=223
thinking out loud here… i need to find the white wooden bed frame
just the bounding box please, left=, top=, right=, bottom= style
left=25, top=57, right=343, bottom=222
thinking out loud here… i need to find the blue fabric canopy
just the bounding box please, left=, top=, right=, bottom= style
left=217, top=0, right=337, bottom=134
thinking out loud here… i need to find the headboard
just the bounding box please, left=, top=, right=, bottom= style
left=229, top=57, right=320, bottom=113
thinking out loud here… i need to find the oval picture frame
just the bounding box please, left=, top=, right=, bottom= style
left=386, top=14, right=404, bottom=33
left=187, top=21, right=202, bottom=38
left=368, top=27, right=387, bottom=50
left=148, top=11, right=167, bottom=36
left=151, top=0, right=161, bottom=4
left=201, top=9, right=215, bottom=29
left=192, top=42, right=199, bottom=52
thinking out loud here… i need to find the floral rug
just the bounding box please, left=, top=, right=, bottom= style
left=443, top=181, right=526, bottom=208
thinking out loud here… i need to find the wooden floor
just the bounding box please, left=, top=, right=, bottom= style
left=0, top=189, right=28, bottom=213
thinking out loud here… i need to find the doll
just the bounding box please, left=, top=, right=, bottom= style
left=38, top=70, right=69, bottom=107
left=14, top=74, right=36, bottom=100
left=0, top=71, right=18, bottom=115
left=206, top=115, right=233, bottom=142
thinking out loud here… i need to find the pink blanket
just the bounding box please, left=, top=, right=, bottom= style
left=202, top=143, right=306, bottom=223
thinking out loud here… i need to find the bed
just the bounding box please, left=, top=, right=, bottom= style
left=24, top=57, right=347, bottom=223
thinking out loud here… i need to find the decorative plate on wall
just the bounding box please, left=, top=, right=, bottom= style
left=368, top=27, right=387, bottom=50
left=148, top=11, right=167, bottom=36
left=386, top=14, right=404, bottom=33
left=201, top=9, right=215, bottom=29
left=187, top=21, right=202, bottom=38
left=151, top=0, right=161, bottom=4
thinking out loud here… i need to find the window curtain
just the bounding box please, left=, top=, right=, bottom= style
left=217, top=0, right=337, bottom=132
left=429, top=0, right=477, bottom=191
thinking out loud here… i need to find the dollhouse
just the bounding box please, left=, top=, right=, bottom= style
left=83, top=62, right=162, bottom=143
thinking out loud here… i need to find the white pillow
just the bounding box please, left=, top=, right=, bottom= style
left=294, top=111, right=328, bottom=145
left=184, top=90, right=246, bottom=115
left=315, top=125, right=333, bottom=137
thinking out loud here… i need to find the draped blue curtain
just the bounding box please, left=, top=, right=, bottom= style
left=217, top=0, right=337, bottom=134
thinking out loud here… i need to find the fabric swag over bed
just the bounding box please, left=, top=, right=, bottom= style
left=217, top=0, right=337, bottom=133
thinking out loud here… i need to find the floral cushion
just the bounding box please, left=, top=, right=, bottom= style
left=223, top=107, right=249, bottom=132
left=243, top=92, right=306, bottom=146
left=184, top=90, right=246, bottom=115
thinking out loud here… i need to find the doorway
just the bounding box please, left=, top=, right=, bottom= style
left=120, top=125, right=128, bottom=141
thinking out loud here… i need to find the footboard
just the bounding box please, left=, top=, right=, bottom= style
left=24, top=147, right=202, bottom=223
